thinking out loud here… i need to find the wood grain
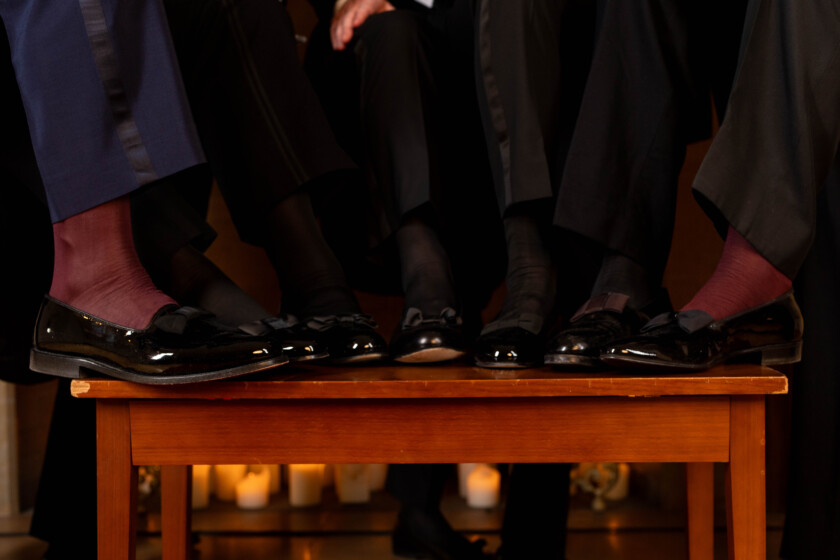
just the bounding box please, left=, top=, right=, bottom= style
left=71, top=363, right=788, bottom=400
left=161, top=466, right=192, bottom=560
left=129, top=397, right=730, bottom=465
left=96, top=400, right=137, bottom=560
left=726, top=396, right=766, bottom=560
left=686, top=462, right=715, bottom=560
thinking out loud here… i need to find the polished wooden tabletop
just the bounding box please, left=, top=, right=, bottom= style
left=71, top=362, right=788, bottom=400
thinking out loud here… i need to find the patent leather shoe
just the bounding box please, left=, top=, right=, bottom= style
left=390, top=307, right=466, bottom=363
left=601, top=291, right=803, bottom=371
left=392, top=508, right=491, bottom=560
left=545, top=293, right=655, bottom=368
left=30, top=296, right=288, bottom=384
left=474, top=314, right=545, bottom=369
left=305, top=313, right=388, bottom=364
left=239, top=314, right=329, bottom=362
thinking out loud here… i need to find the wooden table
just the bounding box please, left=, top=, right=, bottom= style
left=71, top=362, right=788, bottom=560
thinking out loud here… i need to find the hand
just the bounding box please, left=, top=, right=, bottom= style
left=330, top=0, right=395, bottom=51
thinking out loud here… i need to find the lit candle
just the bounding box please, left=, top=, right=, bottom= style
left=192, top=465, right=211, bottom=509
left=367, top=464, right=388, bottom=491
left=458, top=463, right=480, bottom=498
left=289, top=464, right=324, bottom=507
left=214, top=464, right=248, bottom=501
left=335, top=464, right=370, bottom=503
left=466, top=464, right=500, bottom=509
left=235, top=467, right=271, bottom=509
left=249, top=464, right=281, bottom=495
left=604, top=463, right=630, bottom=501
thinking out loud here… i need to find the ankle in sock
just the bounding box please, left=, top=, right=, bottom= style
left=590, top=250, right=659, bottom=311
left=681, top=226, right=792, bottom=321
left=395, top=213, right=457, bottom=317
left=488, top=208, right=556, bottom=333
left=49, top=198, right=176, bottom=330
left=266, top=191, right=361, bottom=318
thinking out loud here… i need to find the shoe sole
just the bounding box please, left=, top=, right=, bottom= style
left=544, top=353, right=602, bottom=368
left=30, top=349, right=289, bottom=385
left=290, top=352, right=330, bottom=363
left=600, top=340, right=803, bottom=371
left=394, top=348, right=466, bottom=364
left=473, top=359, right=537, bottom=369
left=330, top=351, right=388, bottom=365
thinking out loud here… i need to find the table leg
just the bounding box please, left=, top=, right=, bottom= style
left=686, top=462, right=715, bottom=560
left=161, top=465, right=192, bottom=560
left=97, top=400, right=137, bottom=560
left=726, top=396, right=766, bottom=560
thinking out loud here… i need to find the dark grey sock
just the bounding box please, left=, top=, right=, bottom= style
left=487, top=210, right=556, bottom=334
left=168, top=245, right=269, bottom=326
left=590, top=250, right=658, bottom=310
left=395, top=215, right=457, bottom=317
left=266, top=191, right=360, bottom=318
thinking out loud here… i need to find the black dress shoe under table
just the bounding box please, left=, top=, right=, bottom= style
left=390, top=307, right=466, bottom=363
left=392, top=508, right=491, bottom=560
left=600, top=291, right=803, bottom=371
left=30, top=296, right=288, bottom=384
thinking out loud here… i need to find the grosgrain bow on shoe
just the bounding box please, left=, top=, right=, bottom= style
left=600, top=291, right=804, bottom=371
left=239, top=314, right=328, bottom=362
left=390, top=307, right=466, bottom=364
left=30, top=296, right=288, bottom=384
left=301, top=313, right=387, bottom=364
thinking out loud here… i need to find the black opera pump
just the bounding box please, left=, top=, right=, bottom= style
left=30, top=296, right=288, bottom=384
left=390, top=307, right=466, bottom=363
left=473, top=313, right=546, bottom=369
left=239, top=314, right=329, bottom=362
left=304, top=313, right=388, bottom=364
left=544, top=292, right=668, bottom=368
left=600, top=291, right=803, bottom=371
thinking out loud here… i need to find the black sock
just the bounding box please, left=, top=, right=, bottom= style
left=590, top=250, right=658, bottom=310
left=168, top=245, right=270, bottom=326
left=395, top=213, right=457, bottom=317
left=266, top=191, right=360, bottom=318
left=487, top=207, right=556, bottom=334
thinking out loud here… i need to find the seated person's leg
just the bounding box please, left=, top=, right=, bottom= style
left=1, top=0, right=285, bottom=384
left=162, top=0, right=387, bottom=362
left=604, top=0, right=840, bottom=370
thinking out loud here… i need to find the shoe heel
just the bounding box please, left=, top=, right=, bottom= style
left=760, top=341, right=802, bottom=366
left=29, top=349, right=87, bottom=379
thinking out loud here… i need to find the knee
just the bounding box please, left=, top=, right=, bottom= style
left=352, top=10, right=424, bottom=61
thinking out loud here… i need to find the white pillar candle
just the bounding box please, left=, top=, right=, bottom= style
left=335, top=464, right=370, bottom=503
left=458, top=463, right=480, bottom=498
left=367, top=464, right=388, bottom=491
left=236, top=468, right=271, bottom=510
left=250, top=464, right=281, bottom=495
left=604, top=463, right=630, bottom=501
left=289, top=464, right=324, bottom=507
left=466, top=464, right=501, bottom=509
left=214, top=464, right=248, bottom=501
left=191, top=465, right=212, bottom=510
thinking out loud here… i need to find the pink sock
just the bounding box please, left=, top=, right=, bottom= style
left=49, top=197, right=177, bottom=329
left=681, top=226, right=792, bottom=321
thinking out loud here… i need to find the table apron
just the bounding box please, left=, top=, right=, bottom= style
left=128, top=396, right=731, bottom=465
